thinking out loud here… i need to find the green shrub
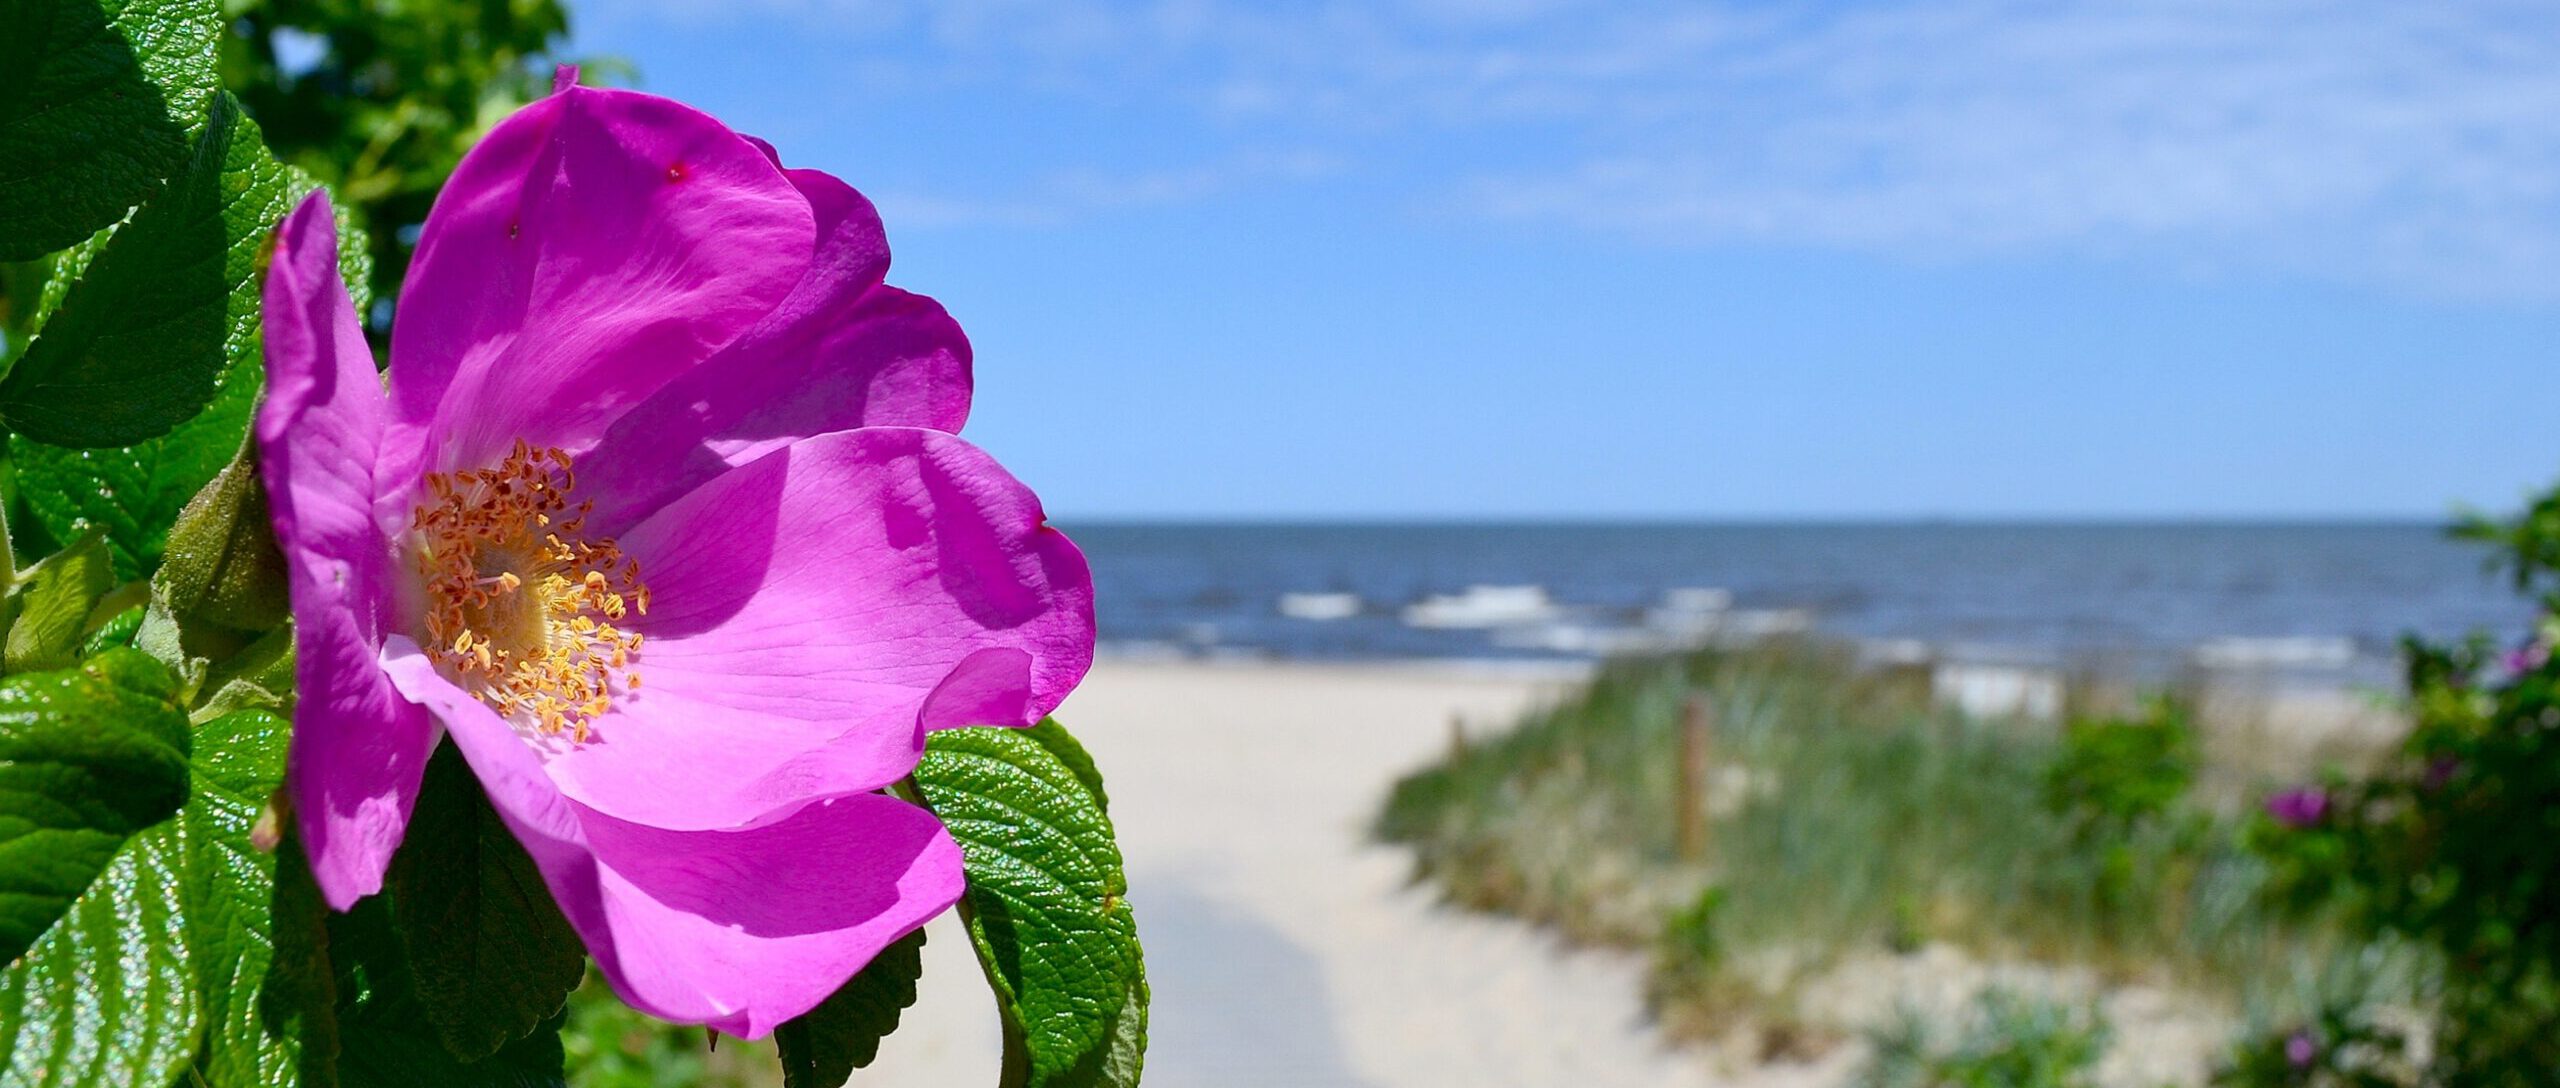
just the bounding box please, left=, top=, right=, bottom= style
left=562, top=968, right=714, bottom=1088
left=2243, top=479, right=2560, bottom=1084
left=1860, top=990, right=2110, bottom=1088
left=2217, top=999, right=2412, bottom=1088
left=2044, top=696, right=2201, bottom=838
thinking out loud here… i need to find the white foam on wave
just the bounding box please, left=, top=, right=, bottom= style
left=1660, top=587, right=1734, bottom=613
left=1277, top=592, right=1364, bottom=621
left=1487, top=588, right=1816, bottom=657
left=2193, top=636, right=2357, bottom=670
left=1402, top=585, right=1561, bottom=629
left=1490, top=622, right=1672, bottom=656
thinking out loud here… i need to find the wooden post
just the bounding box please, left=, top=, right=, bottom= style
left=1677, top=695, right=1714, bottom=861
left=1448, top=713, right=1468, bottom=763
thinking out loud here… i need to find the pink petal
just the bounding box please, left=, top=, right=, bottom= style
left=776, top=166, right=893, bottom=304
left=257, top=192, right=436, bottom=910
left=385, top=84, right=815, bottom=476
left=576, top=796, right=961, bottom=1039
left=547, top=427, right=1095, bottom=831
left=577, top=166, right=971, bottom=536
left=380, top=640, right=962, bottom=1039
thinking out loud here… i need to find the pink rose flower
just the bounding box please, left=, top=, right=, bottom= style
left=2284, top=1029, right=2319, bottom=1069
left=258, top=74, right=1094, bottom=1037
left=2504, top=640, right=2549, bottom=678
left=2264, top=786, right=2329, bottom=829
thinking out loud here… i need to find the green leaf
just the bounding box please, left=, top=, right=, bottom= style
left=0, top=806, right=196, bottom=1084
left=182, top=708, right=334, bottom=1088
left=911, top=720, right=1149, bottom=1088
left=0, top=662, right=330, bottom=1088
left=2, top=530, right=115, bottom=673
left=12, top=117, right=369, bottom=579
left=337, top=1012, right=565, bottom=1088
left=77, top=603, right=146, bottom=657
left=0, top=651, right=200, bottom=1085
left=331, top=898, right=568, bottom=1088
left=0, top=0, right=221, bottom=260
left=1025, top=719, right=1111, bottom=816
left=773, top=929, right=927, bottom=1088
left=12, top=224, right=111, bottom=346
left=385, top=745, right=584, bottom=1063
left=192, top=623, right=293, bottom=724
left=0, top=647, right=188, bottom=965
left=1, top=88, right=284, bottom=448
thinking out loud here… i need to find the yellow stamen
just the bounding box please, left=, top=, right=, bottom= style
left=412, top=442, right=649, bottom=740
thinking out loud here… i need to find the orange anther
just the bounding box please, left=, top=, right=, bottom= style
left=410, top=441, right=651, bottom=743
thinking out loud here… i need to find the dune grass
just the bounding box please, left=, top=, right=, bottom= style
left=1375, top=640, right=2403, bottom=1052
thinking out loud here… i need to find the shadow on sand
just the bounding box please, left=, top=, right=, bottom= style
left=1137, top=881, right=1381, bottom=1088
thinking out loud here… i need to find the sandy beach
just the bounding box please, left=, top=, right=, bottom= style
left=853, top=658, right=1746, bottom=1087
left=771, top=655, right=2392, bottom=1088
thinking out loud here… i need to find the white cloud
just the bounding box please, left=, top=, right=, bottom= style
left=870, top=149, right=1342, bottom=228
left=1432, top=1, right=2560, bottom=298
left=618, top=0, right=2560, bottom=298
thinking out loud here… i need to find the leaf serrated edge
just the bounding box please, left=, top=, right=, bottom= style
left=907, top=722, right=1146, bottom=1088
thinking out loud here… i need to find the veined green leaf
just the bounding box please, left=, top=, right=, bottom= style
left=337, top=1012, right=564, bottom=1088
left=0, top=0, right=220, bottom=261
left=912, top=719, right=1148, bottom=1088
left=192, top=622, right=293, bottom=724
left=76, top=603, right=146, bottom=658
left=0, top=651, right=199, bottom=1085
left=0, top=810, right=194, bottom=1085
left=183, top=708, right=333, bottom=1087
left=16, top=225, right=111, bottom=345
left=1, top=90, right=248, bottom=446
left=331, top=896, right=569, bottom=1088
left=0, top=663, right=329, bottom=1088
left=12, top=107, right=370, bottom=578
left=1, top=530, right=115, bottom=673
left=385, top=745, right=584, bottom=1063
left=773, top=928, right=927, bottom=1088
left=0, top=648, right=187, bottom=965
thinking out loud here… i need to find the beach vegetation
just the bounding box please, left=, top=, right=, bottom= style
left=1381, top=480, right=2560, bottom=1085
left=1376, top=638, right=2394, bottom=1071
left=1859, top=990, right=2112, bottom=1088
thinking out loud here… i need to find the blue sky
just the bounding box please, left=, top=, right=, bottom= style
left=574, top=0, right=2560, bottom=520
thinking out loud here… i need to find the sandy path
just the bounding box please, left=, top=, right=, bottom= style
left=856, top=660, right=1727, bottom=1087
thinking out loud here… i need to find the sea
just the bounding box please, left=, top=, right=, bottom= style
left=1063, top=521, right=2537, bottom=685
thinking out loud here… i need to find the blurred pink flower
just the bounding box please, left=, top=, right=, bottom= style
left=2503, top=641, right=2549, bottom=677
left=2285, top=1029, right=2319, bottom=1069
left=258, top=73, right=1093, bottom=1036
left=2264, top=786, right=2329, bottom=829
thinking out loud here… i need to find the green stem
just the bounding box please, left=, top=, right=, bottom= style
left=0, top=464, right=18, bottom=670
left=0, top=484, right=14, bottom=583
left=893, top=775, right=1033, bottom=1088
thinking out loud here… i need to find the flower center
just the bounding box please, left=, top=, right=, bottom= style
left=411, top=440, right=649, bottom=742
